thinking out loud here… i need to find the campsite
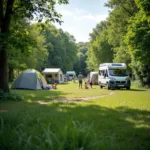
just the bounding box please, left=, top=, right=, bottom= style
left=0, top=0, right=150, bottom=150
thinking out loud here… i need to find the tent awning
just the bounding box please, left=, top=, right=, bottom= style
left=42, top=68, right=61, bottom=73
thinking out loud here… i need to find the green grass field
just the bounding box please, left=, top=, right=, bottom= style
left=0, top=82, right=150, bottom=150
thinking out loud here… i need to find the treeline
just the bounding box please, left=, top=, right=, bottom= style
left=73, top=42, right=88, bottom=75
left=8, top=17, right=89, bottom=82
left=87, top=0, right=150, bottom=86
left=8, top=19, right=78, bottom=81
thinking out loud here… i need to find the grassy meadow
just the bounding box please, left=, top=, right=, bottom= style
left=0, top=82, right=150, bottom=150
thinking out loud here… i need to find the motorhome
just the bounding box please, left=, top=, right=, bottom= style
left=98, top=63, right=131, bottom=90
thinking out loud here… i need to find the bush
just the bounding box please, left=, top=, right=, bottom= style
left=0, top=90, right=24, bottom=101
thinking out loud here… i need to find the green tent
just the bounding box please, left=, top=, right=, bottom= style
left=11, top=69, right=48, bottom=90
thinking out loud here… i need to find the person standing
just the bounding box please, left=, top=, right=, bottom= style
left=78, top=72, right=84, bottom=89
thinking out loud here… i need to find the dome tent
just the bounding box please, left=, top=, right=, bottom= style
left=11, top=69, right=48, bottom=90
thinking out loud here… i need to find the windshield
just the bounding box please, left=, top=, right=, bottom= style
left=109, top=69, right=128, bottom=76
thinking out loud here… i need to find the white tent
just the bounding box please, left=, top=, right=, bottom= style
left=11, top=69, right=48, bottom=90
left=90, top=72, right=98, bottom=85
left=42, top=68, right=64, bottom=84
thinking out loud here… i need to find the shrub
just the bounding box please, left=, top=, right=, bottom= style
left=0, top=90, right=24, bottom=101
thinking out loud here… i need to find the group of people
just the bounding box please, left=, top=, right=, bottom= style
left=47, top=72, right=91, bottom=90
left=78, top=72, right=92, bottom=89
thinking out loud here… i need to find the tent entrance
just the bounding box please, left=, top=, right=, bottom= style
left=46, top=73, right=58, bottom=84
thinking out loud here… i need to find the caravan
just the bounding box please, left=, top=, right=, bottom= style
left=90, top=72, right=98, bottom=85
left=66, top=71, right=76, bottom=81
left=98, top=63, right=131, bottom=90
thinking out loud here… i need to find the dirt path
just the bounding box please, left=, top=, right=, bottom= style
left=38, top=91, right=115, bottom=104
left=0, top=109, right=8, bottom=112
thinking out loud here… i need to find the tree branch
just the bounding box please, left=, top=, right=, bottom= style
left=13, top=6, right=22, bottom=13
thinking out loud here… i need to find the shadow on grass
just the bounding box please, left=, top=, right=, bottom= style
left=38, top=103, right=150, bottom=149
left=115, top=88, right=146, bottom=92
left=1, top=98, right=150, bottom=149
left=12, top=89, right=72, bottom=102
left=128, top=88, right=146, bottom=91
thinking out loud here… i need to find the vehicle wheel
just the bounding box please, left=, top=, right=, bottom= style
left=99, top=82, right=103, bottom=89
left=106, top=83, right=110, bottom=90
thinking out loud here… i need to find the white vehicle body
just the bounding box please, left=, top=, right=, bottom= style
left=98, top=63, right=131, bottom=89
left=90, top=72, right=98, bottom=85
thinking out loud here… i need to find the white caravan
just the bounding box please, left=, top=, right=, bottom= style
left=90, top=72, right=98, bottom=85
left=66, top=71, right=76, bottom=80
left=98, top=63, right=131, bottom=90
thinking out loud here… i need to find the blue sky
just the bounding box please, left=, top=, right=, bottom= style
left=55, top=0, right=110, bottom=42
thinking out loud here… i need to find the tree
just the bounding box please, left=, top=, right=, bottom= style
left=20, top=24, right=48, bottom=71
left=125, top=0, right=150, bottom=86
left=87, top=21, right=113, bottom=71
left=8, top=20, right=37, bottom=81
left=41, top=25, right=77, bottom=73
left=0, top=0, right=68, bottom=92
left=105, top=0, right=138, bottom=65
left=73, top=42, right=88, bottom=75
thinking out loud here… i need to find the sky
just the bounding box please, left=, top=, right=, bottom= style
left=55, top=0, right=110, bottom=42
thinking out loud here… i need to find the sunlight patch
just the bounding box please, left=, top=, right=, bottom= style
left=25, top=99, right=32, bottom=103
left=38, top=101, right=49, bottom=105
left=27, top=94, right=36, bottom=98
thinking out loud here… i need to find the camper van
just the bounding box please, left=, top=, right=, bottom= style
left=98, top=63, right=131, bottom=90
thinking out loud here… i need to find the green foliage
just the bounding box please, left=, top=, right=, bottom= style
left=105, top=0, right=138, bottom=66
left=88, top=0, right=150, bottom=87
left=0, top=90, right=24, bottom=101
left=42, top=25, right=78, bottom=72
left=0, top=0, right=69, bottom=91
left=7, top=21, right=48, bottom=82
left=22, top=24, right=48, bottom=71
left=73, top=42, right=88, bottom=75
left=12, top=0, right=69, bottom=24
left=125, top=0, right=150, bottom=86
left=87, top=21, right=113, bottom=71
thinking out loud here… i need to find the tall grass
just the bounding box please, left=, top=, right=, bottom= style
left=0, top=115, right=99, bottom=150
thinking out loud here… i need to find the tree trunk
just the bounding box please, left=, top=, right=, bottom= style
left=0, top=0, right=15, bottom=92
left=0, top=48, right=9, bottom=92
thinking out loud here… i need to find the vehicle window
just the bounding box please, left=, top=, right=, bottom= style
left=99, top=70, right=105, bottom=76
left=105, top=70, right=108, bottom=77
left=109, top=69, right=128, bottom=76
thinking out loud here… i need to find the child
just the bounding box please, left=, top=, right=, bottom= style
left=52, top=83, right=57, bottom=89
left=84, top=82, right=89, bottom=89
